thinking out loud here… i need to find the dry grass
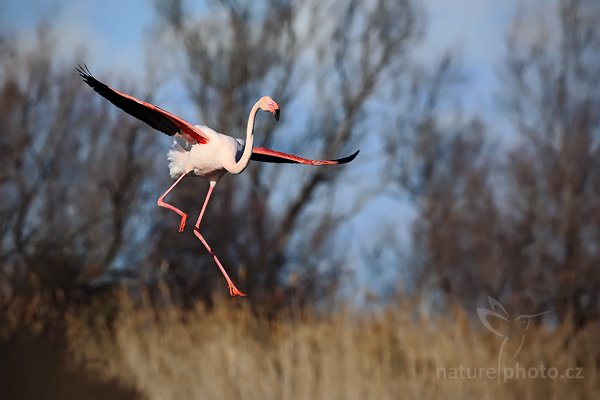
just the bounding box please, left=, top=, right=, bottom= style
left=65, top=295, right=598, bottom=400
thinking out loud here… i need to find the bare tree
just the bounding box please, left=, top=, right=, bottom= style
left=0, top=26, right=162, bottom=335
left=498, top=0, right=600, bottom=327
left=151, top=0, right=424, bottom=306
left=389, top=0, right=600, bottom=327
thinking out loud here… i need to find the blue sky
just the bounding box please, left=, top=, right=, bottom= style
left=2, top=0, right=545, bottom=94
left=2, top=1, right=153, bottom=74
left=1, top=0, right=553, bottom=120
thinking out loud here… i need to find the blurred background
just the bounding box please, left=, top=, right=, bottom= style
left=0, top=0, right=598, bottom=398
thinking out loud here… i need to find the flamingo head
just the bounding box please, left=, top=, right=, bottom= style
left=259, top=96, right=280, bottom=121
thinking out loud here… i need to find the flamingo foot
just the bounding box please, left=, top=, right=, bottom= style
left=178, top=214, right=187, bottom=233
left=229, top=284, right=247, bottom=297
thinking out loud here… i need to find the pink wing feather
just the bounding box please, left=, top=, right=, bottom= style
left=251, top=147, right=359, bottom=165
left=77, top=65, right=208, bottom=145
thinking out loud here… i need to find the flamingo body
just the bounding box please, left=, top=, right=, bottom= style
left=168, top=126, right=244, bottom=180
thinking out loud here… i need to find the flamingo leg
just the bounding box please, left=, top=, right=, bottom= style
left=157, top=172, right=190, bottom=233
left=193, top=181, right=247, bottom=297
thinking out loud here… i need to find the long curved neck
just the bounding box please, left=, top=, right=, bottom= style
left=226, top=101, right=260, bottom=175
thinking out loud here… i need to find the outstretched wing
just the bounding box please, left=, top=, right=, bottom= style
left=77, top=65, right=208, bottom=144
left=251, top=147, right=359, bottom=165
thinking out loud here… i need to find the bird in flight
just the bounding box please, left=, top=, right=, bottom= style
left=77, top=65, right=358, bottom=297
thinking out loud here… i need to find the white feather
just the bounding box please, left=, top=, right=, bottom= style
left=167, top=140, right=189, bottom=179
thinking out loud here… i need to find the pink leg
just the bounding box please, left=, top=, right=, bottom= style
left=157, top=172, right=189, bottom=233
left=194, top=181, right=247, bottom=297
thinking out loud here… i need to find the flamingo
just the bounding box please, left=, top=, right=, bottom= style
left=77, top=65, right=358, bottom=297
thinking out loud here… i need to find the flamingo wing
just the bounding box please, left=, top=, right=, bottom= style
left=77, top=65, right=208, bottom=144
left=251, top=147, right=359, bottom=165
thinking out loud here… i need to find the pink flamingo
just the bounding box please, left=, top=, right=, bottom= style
left=77, top=65, right=358, bottom=297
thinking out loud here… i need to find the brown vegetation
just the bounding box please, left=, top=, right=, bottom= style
left=64, top=295, right=597, bottom=400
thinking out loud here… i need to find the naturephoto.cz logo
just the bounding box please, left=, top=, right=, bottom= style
left=436, top=296, right=584, bottom=382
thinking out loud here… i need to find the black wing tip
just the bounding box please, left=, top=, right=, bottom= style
left=337, top=149, right=360, bottom=164
left=75, top=63, right=89, bottom=76
left=76, top=63, right=95, bottom=84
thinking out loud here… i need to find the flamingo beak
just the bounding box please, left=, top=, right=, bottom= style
left=267, top=101, right=280, bottom=121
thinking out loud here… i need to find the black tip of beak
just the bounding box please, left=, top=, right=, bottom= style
left=274, top=109, right=280, bottom=121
